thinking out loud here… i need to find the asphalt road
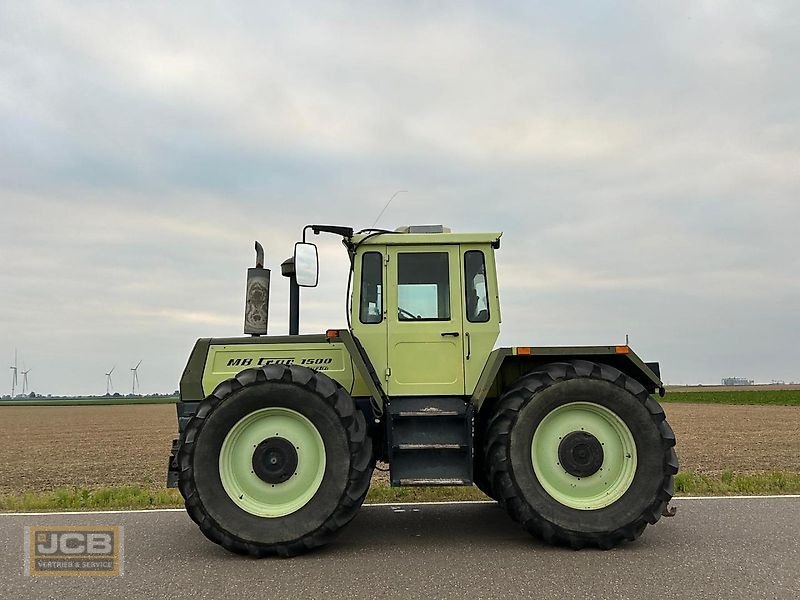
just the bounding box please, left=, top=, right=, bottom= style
left=1, top=497, right=799, bottom=600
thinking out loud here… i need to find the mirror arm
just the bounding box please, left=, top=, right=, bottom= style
left=303, top=225, right=354, bottom=242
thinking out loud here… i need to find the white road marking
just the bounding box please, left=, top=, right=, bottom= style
left=671, top=494, right=800, bottom=501
left=1, top=508, right=186, bottom=517
left=364, top=494, right=800, bottom=507
left=1, top=494, right=798, bottom=517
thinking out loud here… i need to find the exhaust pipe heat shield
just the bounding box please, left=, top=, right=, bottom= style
left=244, top=242, right=270, bottom=335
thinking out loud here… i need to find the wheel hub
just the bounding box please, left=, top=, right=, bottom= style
left=252, top=437, right=298, bottom=484
left=531, top=402, right=637, bottom=510
left=558, top=431, right=604, bottom=477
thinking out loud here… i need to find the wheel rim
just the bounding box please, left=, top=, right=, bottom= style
left=219, top=407, right=326, bottom=518
left=531, top=402, right=637, bottom=510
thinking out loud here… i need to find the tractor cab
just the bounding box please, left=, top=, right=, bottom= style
left=345, top=225, right=502, bottom=398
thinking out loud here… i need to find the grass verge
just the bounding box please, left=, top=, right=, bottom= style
left=0, top=486, right=183, bottom=512
left=662, top=390, right=800, bottom=406
left=673, top=470, right=800, bottom=495
left=2, top=471, right=799, bottom=512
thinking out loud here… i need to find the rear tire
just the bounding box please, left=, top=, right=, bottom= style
left=485, top=360, right=677, bottom=549
left=178, top=364, right=373, bottom=557
left=473, top=405, right=500, bottom=501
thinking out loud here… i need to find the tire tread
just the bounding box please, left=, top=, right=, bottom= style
left=483, top=360, right=677, bottom=549
left=178, top=364, right=373, bottom=557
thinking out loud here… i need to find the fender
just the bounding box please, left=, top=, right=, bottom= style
left=472, top=345, right=663, bottom=411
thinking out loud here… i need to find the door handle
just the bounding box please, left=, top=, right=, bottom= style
left=465, top=331, right=471, bottom=360
left=440, top=331, right=460, bottom=337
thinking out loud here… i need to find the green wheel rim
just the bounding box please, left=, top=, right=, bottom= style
left=531, top=402, right=637, bottom=510
left=219, top=407, right=326, bottom=518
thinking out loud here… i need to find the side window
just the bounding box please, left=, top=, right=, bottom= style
left=464, top=250, right=489, bottom=323
left=359, top=252, right=383, bottom=324
left=397, top=252, right=451, bottom=321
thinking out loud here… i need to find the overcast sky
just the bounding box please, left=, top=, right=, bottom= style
left=1, top=1, right=798, bottom=395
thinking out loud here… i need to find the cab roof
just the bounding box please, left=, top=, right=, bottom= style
left=351, top=226, right=502, bottom=247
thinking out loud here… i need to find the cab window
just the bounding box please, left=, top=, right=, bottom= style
left=397, top=252, right=451, bottom=321
left=464, top=250, right=489, bottom=323
left=359, top=252, right=383, bottom=323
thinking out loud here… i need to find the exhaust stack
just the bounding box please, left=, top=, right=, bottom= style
left=244, top=241, right=270, bottom=336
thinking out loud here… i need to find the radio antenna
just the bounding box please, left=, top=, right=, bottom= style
left=371, top=190, right=407, bottom=228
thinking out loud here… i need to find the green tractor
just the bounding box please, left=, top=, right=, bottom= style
left=167, top=224, right=677, bottom=556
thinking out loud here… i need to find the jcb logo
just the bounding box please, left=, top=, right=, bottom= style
left=36, top=532, right=113, bottom=555
left=25, top=526, right=123, bottom=576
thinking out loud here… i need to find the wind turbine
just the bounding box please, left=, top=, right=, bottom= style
left=105, top=366, right=116, bottom=395
left=131, top=360, right=142, bottom=395
left=21, top=367, right=31, bottom=395
left=9, top=349, right=18, bottom=397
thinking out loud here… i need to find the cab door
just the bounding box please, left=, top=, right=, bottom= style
left=386, top=245, right=465, bottom=396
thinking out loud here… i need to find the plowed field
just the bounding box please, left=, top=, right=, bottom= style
left=1, top=403, right=798, bottom=494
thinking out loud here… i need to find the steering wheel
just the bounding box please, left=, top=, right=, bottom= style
left=398, top=307, right=421, bottom=320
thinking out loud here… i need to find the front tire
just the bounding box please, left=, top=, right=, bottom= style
left=485, top=360, right=677, bottom=549
left=178, top=364, right=373, bottom=557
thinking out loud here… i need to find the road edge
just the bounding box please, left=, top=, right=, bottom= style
left=2, top=494, right=799, bottom=517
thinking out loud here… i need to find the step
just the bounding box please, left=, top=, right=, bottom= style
left=388, top=396, right=468, bottom=416
left=395, top=443, right=466, bottom=451
left=395, top=410, right=461, bottom=417
left=399, top=478, right=471, bottom=486
left=390, top=417, right=469, bottom=447
left=387, top=397, right=474, bottom=487
left=390, top=447, right=472, bottom=485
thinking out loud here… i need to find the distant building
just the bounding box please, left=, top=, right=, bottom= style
left=721, top=377, right=754, bottom=386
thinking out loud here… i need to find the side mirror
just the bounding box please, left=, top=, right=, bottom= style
left=294, top=242, right=319, bottom=287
